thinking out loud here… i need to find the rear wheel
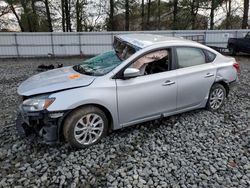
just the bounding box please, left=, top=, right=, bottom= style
left=63, top=106, right=108, bottom=148
left=206, top=83, right=226, bottom=111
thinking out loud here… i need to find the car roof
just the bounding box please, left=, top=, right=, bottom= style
left=116, top=34, right=198, bottom=49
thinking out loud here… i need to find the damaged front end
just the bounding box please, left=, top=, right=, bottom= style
left=16, top=96, right=66, bottom=144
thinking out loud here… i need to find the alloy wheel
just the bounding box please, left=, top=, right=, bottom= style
left=74, top=113, right=104, bottom=145
left=209, top=88, right=225, bottom=110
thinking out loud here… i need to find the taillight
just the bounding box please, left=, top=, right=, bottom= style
left=233, top=62, right=240, bottom=73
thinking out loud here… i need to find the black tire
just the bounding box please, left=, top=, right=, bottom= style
left=228, top=45, right=236, bottom=56
left=206, top=83, right=226, bottom=111
left=63, top=106, right=108, bottom=149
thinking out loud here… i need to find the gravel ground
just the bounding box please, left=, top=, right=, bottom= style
left=0, top=56, right=250, bottom=188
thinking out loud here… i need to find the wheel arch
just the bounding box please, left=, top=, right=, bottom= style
left=214, top=80, right=229, bottom=97
left=58, top=103, right=114, bottom=141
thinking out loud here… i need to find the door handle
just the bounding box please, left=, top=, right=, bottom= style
left=162, top=80, right=175, bottom=86
left=204, top=73, right=214, bottom=78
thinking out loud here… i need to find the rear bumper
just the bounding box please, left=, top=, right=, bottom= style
left=16, top=106, right=67, bottom=143
left=228, top=79, right=238, bottom=90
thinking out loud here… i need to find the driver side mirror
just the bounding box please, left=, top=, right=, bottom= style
left=123, top=68, right=140, bottom=78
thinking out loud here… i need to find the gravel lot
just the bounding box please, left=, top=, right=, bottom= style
left=0, top=56, right=250, bottom=188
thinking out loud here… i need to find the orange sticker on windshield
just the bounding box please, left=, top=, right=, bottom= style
left=68, top=74, right=81, bottom=80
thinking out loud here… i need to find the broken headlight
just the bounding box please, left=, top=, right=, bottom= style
left=22, top=96, right=55, bottom=112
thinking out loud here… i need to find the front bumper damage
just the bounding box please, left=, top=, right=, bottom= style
left=16, top=106, right=67, bottom=143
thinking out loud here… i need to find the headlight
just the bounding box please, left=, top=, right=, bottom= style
left=22, top=96, right=55, bottom=112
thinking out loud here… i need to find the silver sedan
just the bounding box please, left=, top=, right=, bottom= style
left=16, top=34, right=239, bottom=148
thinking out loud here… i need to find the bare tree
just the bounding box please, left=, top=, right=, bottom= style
left=44, top=0, right=53, bottom=32
left=190, top=0, right=199, bottom=30
left=109, top=0, right=114, bottom=31
left=5, top=0, right=24, bottom=31
left=141, top=0, right=145, bottom=30
left=80, top=0, right=107, bottom=31
left=225, top=0, right=232, bottom=29
left=125, top=0, right=129, bottom=31
left=0, top=4, right=10, bottom=17
left=61, top=0, right=65, bottom=31
left=20, top=0, right=33, bottom=31
left=210, top=0, right=215, bottom=29
left=242, top=0, right=249, bottom=29
left=76, top=0, right=81, bottom=31
left=172, top=0, right=178, bottom=29
left=157, top=0, right=160, bottom=29
left=210, top=0, right=224, bottom=30
left=64, top=0, right=71, bottom=31
left=146, top=0, right=151, bottom=29
left=31, top=0, right=38, bottom=31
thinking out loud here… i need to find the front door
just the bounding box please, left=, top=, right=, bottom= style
left=115, top=49, right=177, bottom=126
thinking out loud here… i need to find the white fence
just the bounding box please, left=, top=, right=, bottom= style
left=0, top=30, right=249, bottom=58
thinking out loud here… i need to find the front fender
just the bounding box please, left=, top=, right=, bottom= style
left=47, top=84, right=120, bottom=130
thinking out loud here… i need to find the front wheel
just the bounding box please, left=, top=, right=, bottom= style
left=206, top=84, right=226, bottom=111
left=63, top=106, right=108, bottom=148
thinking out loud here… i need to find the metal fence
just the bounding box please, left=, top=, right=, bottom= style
left=0, top=30, right=249, bottom=58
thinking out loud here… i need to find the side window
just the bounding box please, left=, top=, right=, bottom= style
left=176, top=47, right=206, bottom=68
left=130, top=49, right=170, bottom=75
left=204, top=50, right=216, bottom=62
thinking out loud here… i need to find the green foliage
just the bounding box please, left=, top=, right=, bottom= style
left=217, top=15, right=243, bottom=29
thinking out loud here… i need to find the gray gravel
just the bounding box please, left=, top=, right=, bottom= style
left=0, top=56, right=250, bottom=188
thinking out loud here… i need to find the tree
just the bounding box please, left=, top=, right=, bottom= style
left=225, top=0, right=232, bottom=29
left=157, top=0, right=160, bottom=29
left=5, top=0, right=24, bottom=31
left=190, top=0, right=199, bottom=30
left=242, top=0, right=249, bottom=29
left=210, top=0, right=223, bottom=30
left=141, top=0, right=145, bottom=30
left=76, top=0, right=81, bottom=31
left=218, top=15, right=242, bottom=29
left=125, top=0, right=129, bottom=30
left=20, top=0, right=33, bottom=32
left=180, top=0, right=208, bottom=30
left=44, top=0, right=53, bottom=32
left=31, top=0, right=38, bottom=32
left=0, top=3, right=12, bottom=31
left=108, top=0, right=114, bottom=31
left=210, top=0, right=215, bottom=29
left=61, top=0, right=65, bottom=31
left=0, top=3, right=10, bottom=17
left=63, top=0, right=72, bottom=32
left=78, top=0, right=107, bottom=31
left=146, top=0, right=151, bottom=29
left=172, top=0, right=178, bottom=29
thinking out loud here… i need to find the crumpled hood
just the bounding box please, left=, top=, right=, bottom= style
left=18, top=66, right=95, bottom=96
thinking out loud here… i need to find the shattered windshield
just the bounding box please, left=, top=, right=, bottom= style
left=73, top=51, right=122, bottom=76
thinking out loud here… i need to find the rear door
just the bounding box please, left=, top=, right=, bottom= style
left=175, top=47, right=216, bottom=110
